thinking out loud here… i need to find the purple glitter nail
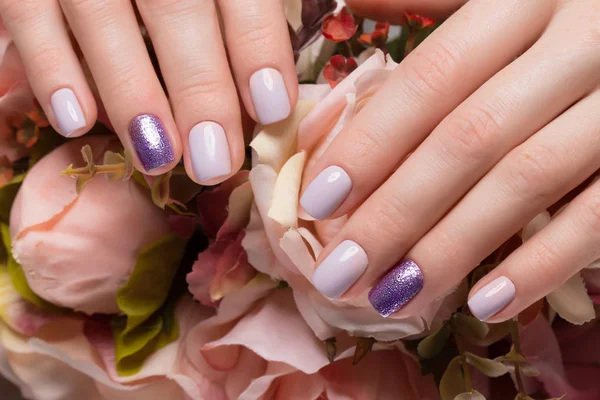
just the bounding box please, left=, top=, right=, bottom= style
left=128, top=114, right=174, bottom=171
left=368, top=259, right=424, bottom=317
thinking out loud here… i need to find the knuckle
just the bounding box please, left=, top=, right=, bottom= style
left=0, top=0, right=41, bottom=27
left=137, top=0, right=197, bottom=17
left=528, top=238, right=564, bottom=278
left=342, top=125, right=389, bottom=171
left=357, top=197, right=410, bottom=251
left=24, top=43, right=62, bottom=77
left=235, top=17, right=278, bottom=51
left=578, top=190, right=600, bottom=234
left=440, top=105, right=502, bottom=162
left=401, top=40, right=461, bottom=99
left=62, top=0, right=126, bottom=19
left=502, top=145, right=558, bottom=202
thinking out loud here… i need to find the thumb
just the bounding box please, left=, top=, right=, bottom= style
left=345, top=0, right=467, bottom=22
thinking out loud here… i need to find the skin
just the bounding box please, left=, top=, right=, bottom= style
left=0, top=0, right=298, bottom=182
left=302, top=0, right=600, bottom=321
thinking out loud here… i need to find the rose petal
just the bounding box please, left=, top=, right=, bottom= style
left=298, top=49, right=387, bottom=152
left=546, top=273, right=595, bottom=325
left=251, top=102, right=316, bottom=173
left=268, top=151, right=306, bottom=228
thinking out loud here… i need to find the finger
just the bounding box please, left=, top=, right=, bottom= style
left=135, top=0, right=243, bottom=185
left=299, top=0, right=554, bottom=221
left=345, top=0, right=468, bottom=21
left=469, top=176, right=600, bottom=322
left=59, top=0, right=181, bottom=174
left=389, top=89, right=600, bottom=319
left=217, top=0, right=297, bottom=125
left=0, top=0, right=96, bottom=137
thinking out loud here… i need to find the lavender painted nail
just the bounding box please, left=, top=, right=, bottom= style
left=50, top=88, right=85, bottom=137
left=312, top=240, right=368, bottom=299
left=249, top=68, right=291, bottom=125
left=368, top=259, right=424, bottom=317
left=468, top=276, right=515, bottom=321
left=189, top=121, right=231, bottom=182
left=128, top=114, right=174, bottom=171
left=300, top=166, right=352, bottom=220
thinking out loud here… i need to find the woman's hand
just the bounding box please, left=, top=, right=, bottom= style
left=302, top=0, right=600, bottom=321
left=0, top=0, right=297, bottom=183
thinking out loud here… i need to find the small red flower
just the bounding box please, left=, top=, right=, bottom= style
left=358, top=21, right=390, bottom=48
left=403, top=12, right=435, bottom=30
left=322, top=7, right=358, bottom=42
left=323, top=55, right=358, bottom=88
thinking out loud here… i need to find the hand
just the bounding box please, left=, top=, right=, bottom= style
left=0, top=0, right=297, bottom=183
left=302, top=0, right=600, bottom=321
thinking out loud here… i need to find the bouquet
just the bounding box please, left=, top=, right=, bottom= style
left=0, top=1, right=599, bottom=399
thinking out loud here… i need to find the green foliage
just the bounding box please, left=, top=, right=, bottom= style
left=113, top=233, right=188, bottom=376
left=0, top=174, right=24, bottom=224
left=0, top=223, right=63, bottom=312
left=417, top=323, right=451, bottom=359
left=440, top=356, right=466, bottom=400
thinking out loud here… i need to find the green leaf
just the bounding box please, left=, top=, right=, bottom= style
left=113, top=233, right=187, bottom=376
left=464, top=352, right=508, bottom=377
left=418, top=323, right=451, bottom=359
left=455, top=391, right=486, bottom=400
left=0, top=174, right=25, bottom=223
left=0, top=223, right=62, bottom=311
left=440, top=356, right=466, bottom=400
left=151, top=172, right=172, bottom=209
left=452, top=313, right=490, bottom=342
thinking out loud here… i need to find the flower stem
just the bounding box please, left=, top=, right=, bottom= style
left=404, top=31, right=417, bottom=57
left=452, top=330, right=473, bottom=393
left=345, top=41, right=354, bottom=58
left=510, top=319, right=526, bottom=396
left=64, top=163, right=127, bottom=176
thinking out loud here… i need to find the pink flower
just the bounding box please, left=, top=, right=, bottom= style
left=187, top=172, right=257, bottom=306
left=178, top=281, right=439, bottom=399
left=244, top=50, right=466, bottom=342
left=9, top=136, right=171, bottom=314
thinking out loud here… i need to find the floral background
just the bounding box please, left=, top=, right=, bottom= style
left=0, top=1, right=600, bottom=400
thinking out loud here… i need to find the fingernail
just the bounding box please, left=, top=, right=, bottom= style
left=312, top=240, right=368, bottom=299
left=189, top=122, right=231, bottom=182
left=50, top=88, right=85, bottom=137
left=369, top=259, right=424, bottom=317
left=468, top=276, right=515, bottom=321
left=300, top=166, right=352, bottom=221
left=128, top=114, right=174, bottom=171
left=249, top=68, right=291, bottom=125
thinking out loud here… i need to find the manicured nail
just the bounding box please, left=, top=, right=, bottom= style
left=312, top=240, right=368, bottom=299
left=369, top=259, right=424, bottom=317
left=249, top=68, right=291, bottom=125
left=128, top=114, right=174, bottom=171
left=300, top=166, right=352, bottom=221
left=468, top=276, right=515, bottom=321
left=189, top=122, right=231, bottom=182
left=50, top=88, right=85, bottom=137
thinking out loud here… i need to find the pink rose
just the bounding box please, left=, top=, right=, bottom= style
left=9, top=136, right=171, bottom=314
left=244, top=50, right=466, bottom=341
left=187, top=172, right=257, bottom=307
left=178, top=280, right=439, bottom=399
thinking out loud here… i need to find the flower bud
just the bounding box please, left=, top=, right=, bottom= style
left=10, top=136, right=170, bottom=314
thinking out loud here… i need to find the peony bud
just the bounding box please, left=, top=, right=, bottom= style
left=9, top=136, right=171, bottom=314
